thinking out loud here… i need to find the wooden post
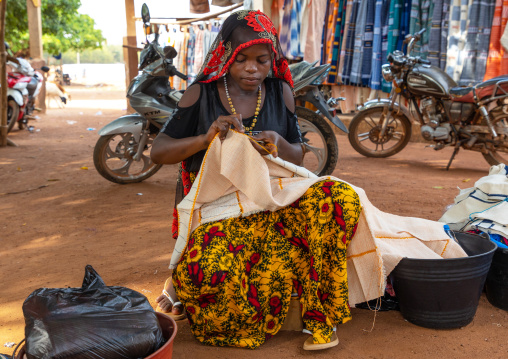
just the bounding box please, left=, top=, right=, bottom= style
left=26, top=0, right=43, bottom=59
left=124, top=0, right=137, bottom=112
left=27, top=0, right=46, bottom=114
left=0, top=0, right=9, bottom=147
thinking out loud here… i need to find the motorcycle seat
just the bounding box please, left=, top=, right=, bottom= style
left=449, top=86, right=473, bottom=98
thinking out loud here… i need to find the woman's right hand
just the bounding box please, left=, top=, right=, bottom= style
left=205, top=114, right=244, bottom=144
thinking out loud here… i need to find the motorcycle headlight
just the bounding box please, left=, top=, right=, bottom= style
left=381, top=64, right=394, bottom=82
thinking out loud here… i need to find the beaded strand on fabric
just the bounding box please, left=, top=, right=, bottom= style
left=224, top=76, right=262, bottom=132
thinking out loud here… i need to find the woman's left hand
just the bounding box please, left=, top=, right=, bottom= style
left=250, top=131, right=280, bottom=158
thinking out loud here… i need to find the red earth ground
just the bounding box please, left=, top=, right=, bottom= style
left=1, top=85, right=507, bottom=359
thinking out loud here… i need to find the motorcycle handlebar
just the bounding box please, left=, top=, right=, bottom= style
left=418, top=58, right=431, bottom=65
left=175, top=70, right=187, bottom=80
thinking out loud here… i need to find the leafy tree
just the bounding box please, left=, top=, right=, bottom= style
left=60, top=45, right=124, bottom=64
left=5, top=0, right=105, bottom=56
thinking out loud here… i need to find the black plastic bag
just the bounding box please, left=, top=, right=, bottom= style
left=22, top=265, right=165, bottom=359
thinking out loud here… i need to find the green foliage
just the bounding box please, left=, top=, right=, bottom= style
left=58, top=45, right=124, bottom=64
left=5, top=0, right=105, bottom=56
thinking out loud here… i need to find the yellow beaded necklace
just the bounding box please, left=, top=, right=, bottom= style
left=224, top=76, right=262, bottom=132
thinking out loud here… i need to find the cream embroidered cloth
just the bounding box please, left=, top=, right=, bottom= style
left=439, top=163, right=508, bottom=238
left=170, top=131, right=467, bottom=305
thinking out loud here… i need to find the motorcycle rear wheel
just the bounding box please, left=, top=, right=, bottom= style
left=348, top=106, right=412, bottom=158
left=296, top=107, right=338, bottom=176
left=7, top=99, right=19, bottom=133
left=93, top=132, right=162, bottom=184
left=481, top=109, right=508, bottom=166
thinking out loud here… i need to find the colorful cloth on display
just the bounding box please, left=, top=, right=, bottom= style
left=369, top=0, right=391, bottom=90
left=409, top=0, right=435, bottom=58
left=349, top=0, right=368, bottom=85
left=484, top=0, right=508, bottom=80
left=457, top=0, right=496, bottom=86
left=321, top=0, right=339, bottom=66
left=341, top=0, right=360, bottom=84
left=194, top=9, right=294, bottom=88
left=428, top=0, right=451, bottom=69
left=440, top=163, right=508, bottom=241
left=301, top=0, right=328, bottom=63
left=279, top=0, right=304, bottom=60
left=382, top=0, right=403, bottom=92
left=337, top=0, right=354, bottom=83
left=446, top=0, right=473, bottom=82
left=327, top=0, right=347, bottom=83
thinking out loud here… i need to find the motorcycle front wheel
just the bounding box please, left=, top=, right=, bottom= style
left=296, top=107, right=338, bottom=176
left=7, top=99, right=19, bottom=133
left=348, top=106, right=412, bottom=158
left=93, top=132, right=162, bottom=184
left=481, top=108, right=508, bottom=166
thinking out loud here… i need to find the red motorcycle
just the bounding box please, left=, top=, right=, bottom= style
left=6, top=55, right=49, bottom=132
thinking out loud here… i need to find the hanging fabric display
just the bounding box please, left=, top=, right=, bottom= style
left=446, top=0, right=472, bottom=82
left=159, top=0, right=507, bottom=111
left=341, top=0, right=361, bottom=85
left=428, top=0, right=451, bottom=69
left=302, top=0, right=327, bottom=63
left=484, top=0, right=508, bottom=80
left=327, top=0, right=347, bottom=83
left=381, top=0, right=403, bottom=93
left=369, top=0, right=391, bottom=90
left=457, top=0, right=496, bottom=86
left=408, top=0, right=434, bottom=58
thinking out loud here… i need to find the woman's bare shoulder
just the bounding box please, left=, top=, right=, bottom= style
left=178, top=83, right=202, bottom=108
left=281, top=80, right=295, bottom=113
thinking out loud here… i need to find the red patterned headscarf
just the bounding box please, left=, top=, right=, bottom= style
left=194, top=10, right=293, bottom=88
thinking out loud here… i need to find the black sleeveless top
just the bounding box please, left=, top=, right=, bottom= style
left=161, top=77, right=302, bottom=172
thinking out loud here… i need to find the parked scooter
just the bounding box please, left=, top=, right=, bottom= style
left=11, top=57, right=49, bottom=130
left=348, top=29, right=508, bottom=169
left=94, top=4, right=348, bottom=184
left=4, top=43, right=49, bottom=132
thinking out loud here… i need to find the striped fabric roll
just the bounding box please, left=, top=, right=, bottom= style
left=341, top=0, right=361, bottom=85
left=396, top=0, right=412, bottom=52
left=328, top=0, right=347, bottom=84
left=350, top=0, right=368, bottom=85
left=338, top=0, right=354, bottom=82
left=484, top=0, right=508, bottom=80
left=458, top=0, right=496, bottom=86
left=370, top=0, right=391, bottom=90
left=446, top=0, right=472, bottom=81
left=288, top=0, right=304, bottom=59
left=382, top=0, right=403, bottom=92
left=428, top=0, right=451, bottom=69
left=409, top=0, right=434, bottom=58
left=360, top=0, right=376, bottom=86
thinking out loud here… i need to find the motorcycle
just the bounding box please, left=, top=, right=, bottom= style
left=5, top=45, right=49, bottom=132
left=94, top=4, right=347, bottom=184
left=348, top=29, right=508, bottom=169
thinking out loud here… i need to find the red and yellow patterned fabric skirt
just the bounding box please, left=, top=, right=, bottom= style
left=173, top=179, right=361, bottom=348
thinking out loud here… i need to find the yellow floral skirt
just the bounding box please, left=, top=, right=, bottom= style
left=173, top=180, right=361, bottom=348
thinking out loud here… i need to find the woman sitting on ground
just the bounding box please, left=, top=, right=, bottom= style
left=150, top=10, right=361, bottom=350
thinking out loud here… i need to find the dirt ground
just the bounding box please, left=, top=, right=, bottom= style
left=1, top=84, right=507, bottom=359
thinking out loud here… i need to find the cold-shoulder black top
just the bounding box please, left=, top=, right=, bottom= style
left=161, top=77, right=302, bottom=172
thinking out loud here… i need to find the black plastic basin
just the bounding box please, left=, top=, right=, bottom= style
left=485, top=245, right=508, bottom=311
left=389, top=231, right=497, bottom=329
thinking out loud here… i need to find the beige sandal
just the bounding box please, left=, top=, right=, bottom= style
left=303, top=332, right=339, bottom=351
left=155, top=278, right=186, bottom=321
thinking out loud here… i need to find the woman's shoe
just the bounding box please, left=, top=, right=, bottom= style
left=303, top=332, right=339, bottom=351
left=155, top=277, right=186, bottom=321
